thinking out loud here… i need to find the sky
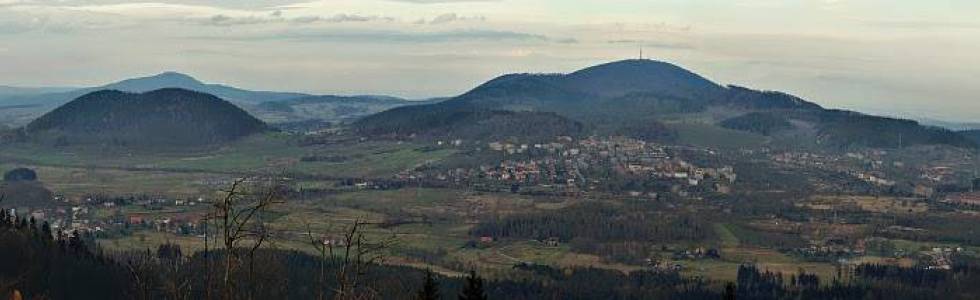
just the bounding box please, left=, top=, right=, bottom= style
left=0, top=0, right=978, bottom=122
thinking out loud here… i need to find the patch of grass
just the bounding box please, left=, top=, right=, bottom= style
left=714, top=223, right=741, bottom=248
left=0, top=135, right=456, bottom=178
left=99, top=231, right=206, bottom=253
left=0, top=162, right=228, bottom=199
left=291, top=147, right=456, bottom=178
left=667, top=121, right=768, bottom=149
left=724, top=222, right=807, bottom=249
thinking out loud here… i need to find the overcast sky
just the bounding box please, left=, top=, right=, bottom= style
left=0, top=0, right=978, bottom=122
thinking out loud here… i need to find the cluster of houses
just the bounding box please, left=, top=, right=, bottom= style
left=922, top=246, right=964, bottom=270
left=769, top=149, right=980, bottom=194
left=944, top=192, right=980, bottom=206
left=411, top=136, right=740, bottom=196
left=10, top=194, right=211, bottom=239
left=853, top=172, right=896, bottom=187
left=920, top=166, right=956, bottom=183
left=795, top=239, right=868, bottom=259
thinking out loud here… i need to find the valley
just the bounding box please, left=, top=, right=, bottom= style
left=3, top=127, right=978, bottom=285
left=2, top=59, right=979, bottom=299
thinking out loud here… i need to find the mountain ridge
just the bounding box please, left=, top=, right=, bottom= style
left=356, top=59, right=973, bottom=149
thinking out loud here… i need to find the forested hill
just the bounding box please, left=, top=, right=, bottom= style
left=958, top=130, right=980, bottom=148
left=719, top=110, right=976, bottom=149
left=25, top=88, right=270, bottom=147
left=355, top=60, right=820, bottom=141
left=446, top=60, right=822, bottom=112
left=356, top=59, right=974, bottom=149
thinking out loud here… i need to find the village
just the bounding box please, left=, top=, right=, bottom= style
left=398, top=136, right=739, bottom=197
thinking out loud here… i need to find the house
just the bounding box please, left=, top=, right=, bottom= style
left=715, top=184, right=732, bottom=194
left=914, top=185, right=935, bottom=198
left=945, top=192, right=980, bottom=206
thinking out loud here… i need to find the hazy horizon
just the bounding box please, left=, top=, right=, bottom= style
left=1, top=0, right=978, bottom=122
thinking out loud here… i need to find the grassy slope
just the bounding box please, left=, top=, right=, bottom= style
left=667, top=121, right=769, bottom=149
left=0, top=134, right=456, bottom=179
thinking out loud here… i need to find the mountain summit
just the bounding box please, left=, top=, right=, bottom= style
left=93, top=72, right=308, bottom=104
left=565, top=59, right=724, bottom=98
left=105, top=71, right=207, bottom=92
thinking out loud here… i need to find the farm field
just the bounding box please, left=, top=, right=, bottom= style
left=0, top=134, right=455, bottom=180
left=87, top=186, right=865, bottom=284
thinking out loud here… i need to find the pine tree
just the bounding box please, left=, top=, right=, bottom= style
left=723, top=282, right=736, bottom=300
left=458, top=270, right=487, bottom=300
left=41, top=221, right=52, bottom=241
left=416, top=269, right=440, bottom=300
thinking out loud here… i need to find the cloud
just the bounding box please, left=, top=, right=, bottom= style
left=386, top=0, right=499, bottom=3
left=424, top=12, right=486, bottom=25
left=206, top=14, right=267, bottom=26
left=0, top=0, right=34, bottom=7
left=192, top=29, right=549, bottom=43
left=429, top=13, right=458, bottom=24
left=607, top=39, right=639, bottom=44
left=860, top=19, right=980, bottom=30
left=203, top=13, right=393, bottom=26
left=606, top=39, right=694, bottom=50
left=319, top=14, right=393, bottom=23
left=554, top=38, right=578, bottom=44
left=0, top=0, right=306, bottom=9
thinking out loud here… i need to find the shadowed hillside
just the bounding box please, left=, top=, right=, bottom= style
left=25, top=88, right=270, bottom=148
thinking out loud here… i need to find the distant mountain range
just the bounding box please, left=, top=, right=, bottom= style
left=1, top=61, right=976, bottom=150
left=918, top=118, right=980, bottom=131
left=0, top=86, right=77, bottom=98
left=0, top=72, right=440, bottom=126
left=357, top=59, right=974, bottom=150
left=960, top=130, right=980, bottom=145
left=25, top=88, right=270, bottom=147
left=2, top=72, right=308, bottom=107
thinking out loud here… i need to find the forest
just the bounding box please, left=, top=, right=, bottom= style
left=25, top=89, right=269, bottom=148
left=471, top=202, right=711, bottom=264
left=5, top=209, right=980, bottom=300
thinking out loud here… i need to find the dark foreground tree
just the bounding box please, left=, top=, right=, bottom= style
left=723, top=282, right=736, bottom=300
left=458, top=270, right=486, bottom=300
left=416, top=270, right=440, bottom=300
